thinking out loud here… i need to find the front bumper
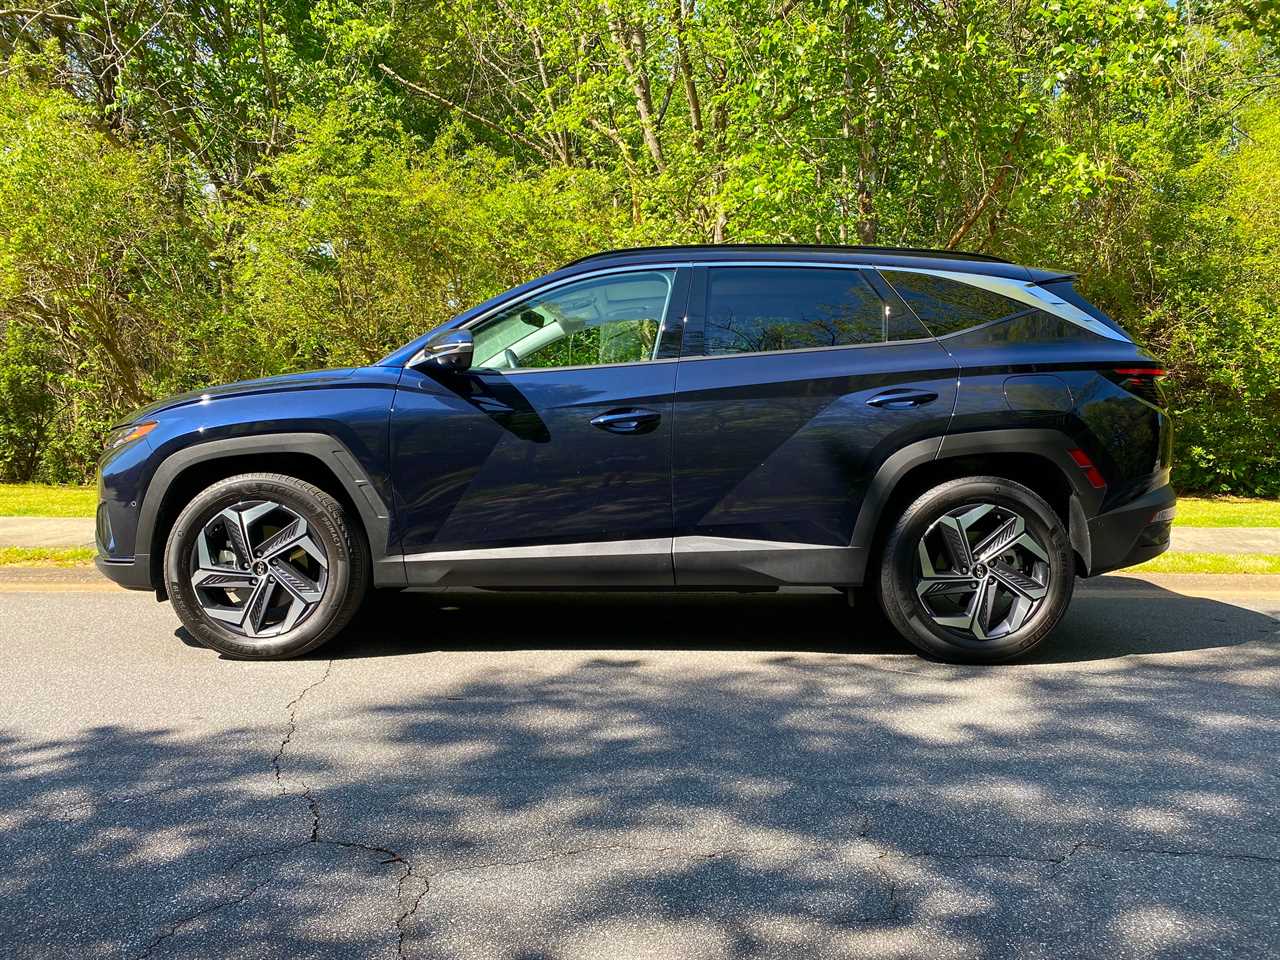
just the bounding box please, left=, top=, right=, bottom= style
left=95, top=553, right=154, bottom=591
left=1086, top=484, right=1177, bottom=576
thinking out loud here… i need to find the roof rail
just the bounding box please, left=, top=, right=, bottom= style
left=560, top=243, right=1011, bottom=269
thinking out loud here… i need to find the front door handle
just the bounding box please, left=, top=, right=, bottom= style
left=590, top=408, right=661, bottom=434
left=866, top=388, right=939, bottom=410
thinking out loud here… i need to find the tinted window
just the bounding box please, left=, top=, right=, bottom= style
left=880, top=270, right=1024, bottom=336
left=1039, top=278, right=1130, bottom=339
left=472, top=270, right=674, bottom=370
left=704, top=268, right=886, bottom=355
left=943, top=309, right=1099, bottom=345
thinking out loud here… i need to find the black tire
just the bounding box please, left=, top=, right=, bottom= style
left=164, top=473, right=369, bottom=659
left=877, top=476, right=1074, bottom=664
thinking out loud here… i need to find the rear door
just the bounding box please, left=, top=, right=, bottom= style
left=671, top=263, right=958, bottom=585
left=391, top=266, right=689, bottom=586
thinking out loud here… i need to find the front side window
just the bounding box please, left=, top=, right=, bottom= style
left=472, top=270, right=675, bottom=370
left=704, top=267, right=887, bottom=356
left=880, top=270, right=1025, bottom=337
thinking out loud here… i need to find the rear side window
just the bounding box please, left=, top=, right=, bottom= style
left=880, top=270, right=1024, bottom=336
left=1038, top=278, right=1130, bottom=339
left=705, top=267, right=886, bottom=355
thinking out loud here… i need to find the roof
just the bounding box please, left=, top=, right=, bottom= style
left=555, top=244, right=1058, bottom=282
left=563, top=243, right=1009, bottom=267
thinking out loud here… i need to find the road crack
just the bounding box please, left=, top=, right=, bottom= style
left=129, top=840, right=311, bottom=959
left=139, top=660, right=428, bottom=960
left=271, top=659, right=334, bottom=792
left=1074, top=841, right=1280, bottom=865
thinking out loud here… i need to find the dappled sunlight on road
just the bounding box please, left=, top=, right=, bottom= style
left=2, top=577, right=1278, bottom=958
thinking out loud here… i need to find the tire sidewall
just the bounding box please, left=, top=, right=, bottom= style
left=882, top=478, right=1074, bottom=663
left=165, top=476, right=356, bottom=659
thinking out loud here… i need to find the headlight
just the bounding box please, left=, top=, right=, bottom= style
left=104, top=420, right=158, bottom=453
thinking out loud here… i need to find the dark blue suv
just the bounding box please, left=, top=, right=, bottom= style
left=96, top=245, right=1174, bottom=662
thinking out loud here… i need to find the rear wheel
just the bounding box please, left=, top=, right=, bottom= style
left=164, top=473, right=368, bottom=659
left=878, top=476, right=1074, bottom=663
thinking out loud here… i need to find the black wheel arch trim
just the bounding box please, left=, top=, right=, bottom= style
left=850, top=428, right=1100, bottom=577
left=138, top=433, right=403, bottom=592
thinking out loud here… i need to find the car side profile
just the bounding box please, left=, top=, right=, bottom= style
left=95, top=245, right=1174, bottom=663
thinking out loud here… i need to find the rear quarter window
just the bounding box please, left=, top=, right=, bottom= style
left=1038, top=278, right=1130, bottom=339
left=880, top=270, right=1024, bottom=336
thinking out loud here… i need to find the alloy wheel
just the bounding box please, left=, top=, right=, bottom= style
left=189, top=500, right=328, bottom=639
left=914, top=503, right=1051, bottom=642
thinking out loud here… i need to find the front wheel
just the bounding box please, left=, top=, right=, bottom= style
left=878, top=477, right=1074, bottom=663
left=164, top=473, right=369, bottom=659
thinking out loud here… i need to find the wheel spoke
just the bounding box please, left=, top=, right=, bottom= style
left=1012, top=531, right=1049, bottom=563
left=203, top=601, right=249, bottom=626
left=973, top=578, right=998, bottom=640
left=255, top=517, right=307, bottom=560
left=216, top=507, right=254, bottom=568
left=277, top=594, right=308, bottom=633
left=990, top=561, right=1048, bottom=601
left=934, top=514, right=974, bottom=571
left=293, top=535, right=328, bottom=570
left=916, top=574, right=977, bottom=601
left=272, top=559, right=323, bottom=604
left=191, top=568, right=257, bottom=591
left=956, top=503, right=995, bottom=532
left=974, top=515, right=1024, bottom=563
left=196, top=527, right=239, bottom=572
left=242, top=576, right=275, bottom=637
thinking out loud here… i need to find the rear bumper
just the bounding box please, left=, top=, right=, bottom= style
left=1086, top=484, right=1176, bottom=576
left=95, top=553, right=154, bottom=591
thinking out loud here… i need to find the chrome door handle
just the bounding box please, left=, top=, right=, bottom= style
left=590, top=408, right=661, bottom=434
left=866, top=389, right=939, bottom=410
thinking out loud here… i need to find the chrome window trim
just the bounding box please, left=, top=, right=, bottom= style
left=497, top=357, right=677, bottom=376
left=462, top=262, right=691, bottom=331
left=677, top=337, right=935, bottom=363
left=460, top=263, right=687, bottom=373
left=878, top=266, right=1131, bottom=342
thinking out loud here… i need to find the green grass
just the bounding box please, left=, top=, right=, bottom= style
left=0, top=483, right=96, bottom=517
left=1131, top=551, right=1280, bottom=575
left=0, top=546, right=96, bottom=567
left=1174, top=496, right=1280, bottom=527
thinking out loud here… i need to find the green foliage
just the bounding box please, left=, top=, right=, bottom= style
left=1145, top=105, right=1280, bottom=495
left=233, top=109, right=631, bottom=369
left=0, top=323, right=58, bottom=481
left=0, top=1, right=1277, bottom=490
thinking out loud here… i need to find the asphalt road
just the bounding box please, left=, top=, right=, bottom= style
left=2, top=575, right=1279, bottom=959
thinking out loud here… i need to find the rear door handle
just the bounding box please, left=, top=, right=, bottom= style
left=866, top=388, right=939, bottom=410
left=590, top=408, right=661, bottom=434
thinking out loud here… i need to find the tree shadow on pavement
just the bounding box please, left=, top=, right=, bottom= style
left=3, top=577, right=1278, bottom=959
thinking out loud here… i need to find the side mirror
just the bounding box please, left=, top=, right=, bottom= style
left=412, top=328, right=474, bottom=372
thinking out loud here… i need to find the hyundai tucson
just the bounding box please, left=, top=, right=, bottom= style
left=95, top=245, right=1175, bottom=662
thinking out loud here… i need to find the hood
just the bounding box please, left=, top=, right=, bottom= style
left=120, top=368, right=357, bottom=425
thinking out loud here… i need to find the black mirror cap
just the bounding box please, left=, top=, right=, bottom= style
left=413, top=329, right=474, bottom=372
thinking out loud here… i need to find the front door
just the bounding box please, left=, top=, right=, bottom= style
left=671, top=263, right=958, bottom=585
left=391, top=267, right=689, bottom=587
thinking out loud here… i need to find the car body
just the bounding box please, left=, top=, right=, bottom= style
left=96, top=245, right=1174, bottom=661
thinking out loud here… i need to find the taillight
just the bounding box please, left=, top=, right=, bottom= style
left=1104, top=366, right=1167, bottom=406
